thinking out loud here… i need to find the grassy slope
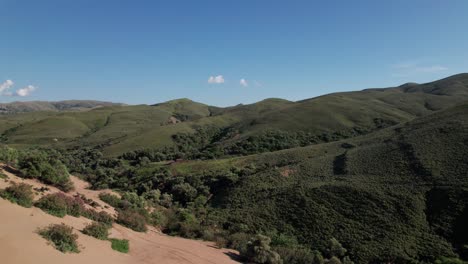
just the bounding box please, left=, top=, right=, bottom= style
left=183, top=103, right=468, bottom=263
left=1, top=74, right=468, bottom=157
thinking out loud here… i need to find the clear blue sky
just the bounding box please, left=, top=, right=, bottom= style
left=1, top=0, right=468, bottom=106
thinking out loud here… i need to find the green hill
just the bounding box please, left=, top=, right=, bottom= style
left=1, top=73, right=468, bottom=158
left=166, top=103, right=468, bottom=263
left=1, top=73, right=468, bottom=263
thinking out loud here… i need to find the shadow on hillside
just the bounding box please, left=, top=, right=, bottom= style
left=224, top=252, right=243, bottom=263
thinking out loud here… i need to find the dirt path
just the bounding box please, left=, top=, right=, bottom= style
left=0, top=167, right=240, bottom=264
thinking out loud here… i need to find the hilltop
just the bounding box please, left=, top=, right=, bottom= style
left=0, top=100, right=124, bottom=114
left=1, top=73, right=468, bottom=156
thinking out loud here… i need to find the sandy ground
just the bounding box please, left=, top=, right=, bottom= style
left=0, top=166, right=240, bottom=264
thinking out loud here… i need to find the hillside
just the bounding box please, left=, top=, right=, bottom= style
left=0, top=100, right=124, bottom=114
left=1, top=74, right=468, bottom=157
left=0, top=167, right=239, bottom=264
left=1, top=74, right=468, bottom=263
left=165, top=103, right=468, bottom=263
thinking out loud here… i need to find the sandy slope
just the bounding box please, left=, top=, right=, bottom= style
left=0, top=167, right=240, bottom=264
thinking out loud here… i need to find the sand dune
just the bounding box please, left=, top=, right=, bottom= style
left=0, top=167, right=240, bottom=264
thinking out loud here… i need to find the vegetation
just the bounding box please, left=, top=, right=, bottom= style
left=110, top=238, right=129, bottom=253
left=241, top=235, right=282, bottom=264
left=35, top=193, right=84, bottom=217
left=0, top=182, right=34, bottom=207
left=2, top=74, right=468, bottom=263
left=82, top=222, right=110, bottom=240
left=35, top=192, right=113, bottom=225
left=17, top=150, right=74, bottom=192
left=38, top=224, right=80, bottom=253
left=116, top=208, right=147, bottom=232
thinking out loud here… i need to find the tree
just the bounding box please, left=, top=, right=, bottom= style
left=0, top=146, right=19, bottom=166
left=328, top=238, right=347, bottom=258
left=242, top=235, right=283, bottom=264
left=326, top=256, right=342, bottom=264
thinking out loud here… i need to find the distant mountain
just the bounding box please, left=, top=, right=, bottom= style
left=0, top=100, right=124, bottom=114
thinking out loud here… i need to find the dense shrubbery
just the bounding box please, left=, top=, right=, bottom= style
left=120, top=127, right=369, bottom=163
left=82, top=222, right=109, bottom=240
left=83, top=209, right=114, bottom=226
left=0, top=147, right=74, bottom=192
left=241, top=235, right=282, bottom=264
left=0, top=146, right=19, bottom=166
left=18, top=150, right=74, bottom=192
left=38, top=224, right=80, bottom=253
left=0, top=182, right=34, bottom=207
left=99, top=193, right=122, bottom=208
left=110, top=238, right=129, bottom=253
left=116, top=208, right=147, bottom=232
left=35, top=192, right=114, bottom=225
left=35, top=193, right=85, bottom=217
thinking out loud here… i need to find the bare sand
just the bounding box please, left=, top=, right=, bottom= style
left=0, top=167, right=240, bottom=264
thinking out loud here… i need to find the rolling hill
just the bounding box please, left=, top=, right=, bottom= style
left=165, top=102, right=468, bottom=263
left=0, top=100, right=124, bottom=114
left=1, top=74, right=468, bottom=157
left=1, top=73, right=468, bottom=263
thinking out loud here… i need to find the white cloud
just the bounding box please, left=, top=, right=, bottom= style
left=0, top=80, right=38, bottom=97
left=15, top=85, right=36, bottom=97
left=392, top=62, right=448, bottom=76
left=208, top=75, right=225, bottom=84
left=240, top=78, right=248, bottom=87
left=0, top=79, right=14, bottom=94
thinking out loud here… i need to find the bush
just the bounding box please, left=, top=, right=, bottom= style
left=17, top=150, right=74, bottom=192
left=274, top=247, right=321, bottom=264
left=82, top=222, right=109, bottom=240
left=0, top=182, right=34, bottom=207
left=110, top=238, right=129, bottom=253
left=164, top=209, right=201, bottom=238
left=35, top=193, right=85, bottom=218
left=38, top=224, right=79, bottom=253
left=0, top=146, right=19, bottom=166
left=150, top=210, right=168, bottom=227
left=241, top=235, right=283, bottom=264
left=82, top=209, right=114, bottom=226
left=99, top=193, right=122, bottom=208
left=116, top=209, right=147, bottom=232
left=435, top=257, right=468, bottom=264
left=0, top=171, right=8, bottom=179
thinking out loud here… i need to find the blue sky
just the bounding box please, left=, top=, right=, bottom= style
left=1, top=0, right=467, bottom=106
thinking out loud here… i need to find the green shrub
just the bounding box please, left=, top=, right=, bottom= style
left=99, top=193, right=122, bottom=208
left=116, top=209, right=147, bottom=232
left=17, top=150, right=74, bottom=192
left=38, top=224, right=79, bottom=253
left=121, top=192, right=147, bottom=209
left=82, top=222, right=109, bottom=240
left=0, top=146, right=19, bottom=166
left=35, top=193, right=85, bottom=218
left=435, top=257, right=468, bottom=264
left=110, top=238, right=129, bottom=253
left=227, top=232, right=251, bottom=254
left=0, top=182, right=34, bottom=207
left=0, top=171, right=8, bottom=179
left=274, top=247, right=318, bottom=264
left=241, top=235, right=283, bottom=264
left=164, top=209, right=201, bottom=238
left=82, top=209, right=114, bottom=226
left=149, top=210, right=168, bottom=227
